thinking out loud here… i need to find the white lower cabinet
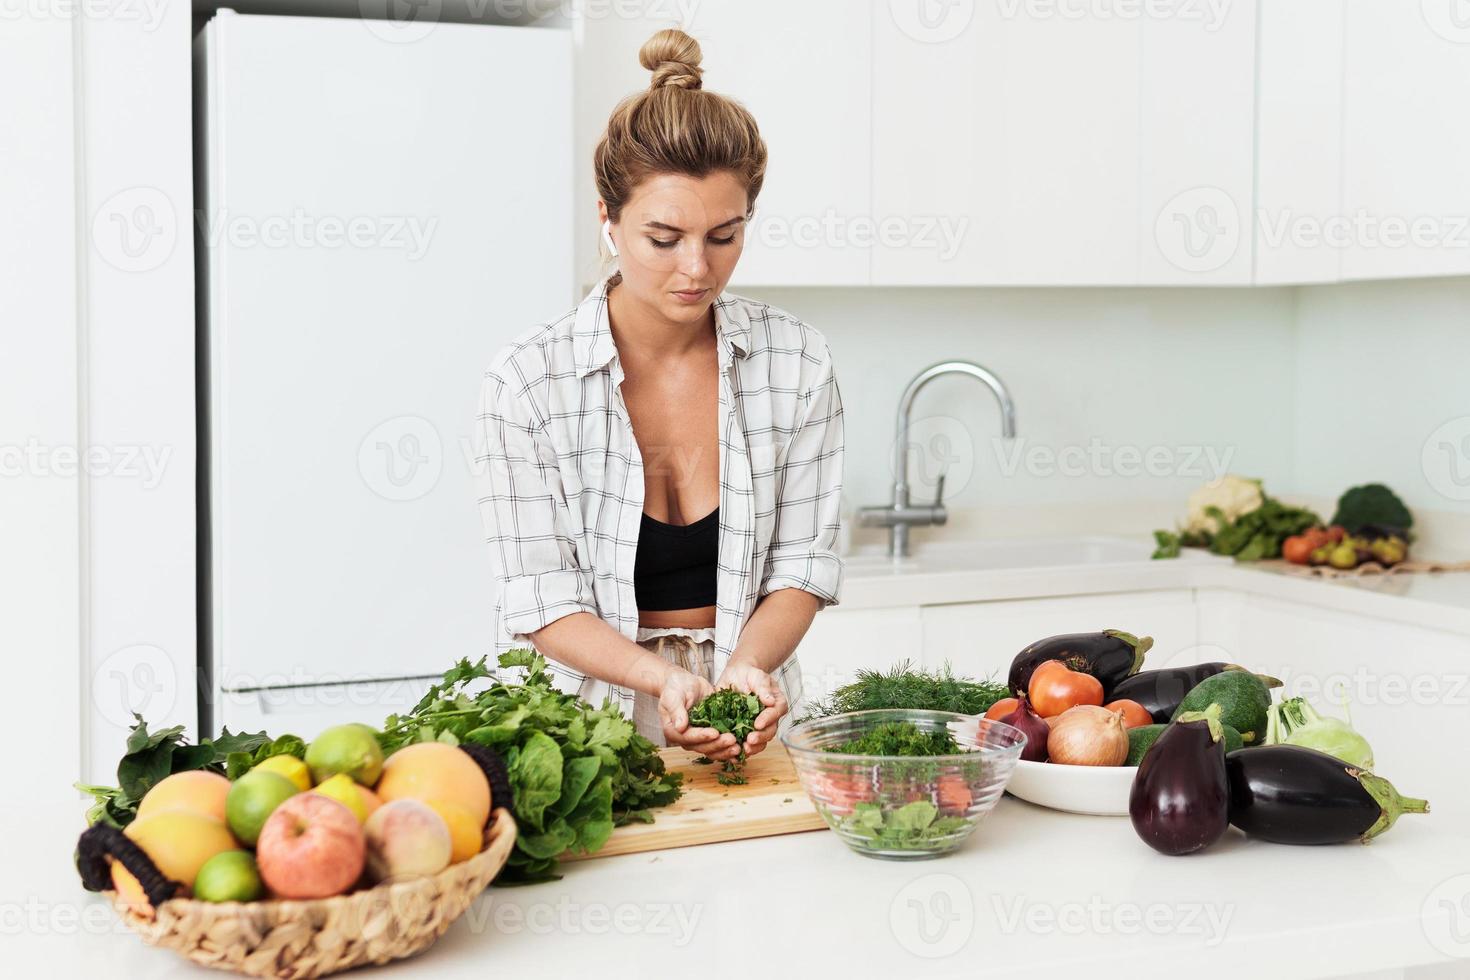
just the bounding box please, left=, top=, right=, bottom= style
left=919, top=590, right=1200, bottom=682
left=1199, top=589, right=1470, bottom=795
left=795, top=606, right=924, bottom=710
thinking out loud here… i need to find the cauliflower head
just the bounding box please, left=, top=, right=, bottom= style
left=1184, top=475, right=1264, bottom=536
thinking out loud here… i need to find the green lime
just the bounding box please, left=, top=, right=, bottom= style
left=226, top=769, right=299, bottom=846
left=305, top=724, right=384, bottom=786
left=194, top=849, right=263, bottom=903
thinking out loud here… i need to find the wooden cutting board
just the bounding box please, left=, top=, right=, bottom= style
left=564, top=743, right=828, bottom=860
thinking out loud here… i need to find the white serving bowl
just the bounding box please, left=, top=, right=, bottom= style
left=1004, top=759, right=1136, bottom=816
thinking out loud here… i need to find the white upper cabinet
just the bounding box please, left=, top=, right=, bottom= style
left=575, top=0, right=872, bottom=287
left=1339, top=0, right=1470, bottom=281
left=872, top=5, right=1141, bottom=285
left=1137, top=3, right=1258, bottom=284
left=575, top=0, right=1467, bottom=287
left=872, top=0, right=1256, bottom=286
left=684, top=0, right=873, bottom=286
left=1254, top=0, right=1345, bottom=285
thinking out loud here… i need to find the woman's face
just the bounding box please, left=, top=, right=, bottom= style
left=602, top=170, right=749, bottom=324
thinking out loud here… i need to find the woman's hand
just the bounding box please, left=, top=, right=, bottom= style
left=657, top=670, right=739, bottom=759
left=715, top=660, right=788, bottom=759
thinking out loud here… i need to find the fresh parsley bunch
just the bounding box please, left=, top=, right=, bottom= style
left=380, top=650, right=683, bottom=883
left=828, top=721, right=960, bottom=757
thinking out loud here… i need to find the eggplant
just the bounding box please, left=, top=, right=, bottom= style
left=1129, top=704, right=1230, bottom=855
left=1225, top=744, right=1429, bottom=844
left=1008, top=629, right=1152, bottom=698
left=1109, top=663, right=1282, bottom=724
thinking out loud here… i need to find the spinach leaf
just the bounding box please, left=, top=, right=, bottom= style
left=379, top=650, right=682, bottom=883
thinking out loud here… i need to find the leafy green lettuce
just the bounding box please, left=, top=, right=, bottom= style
left=380, top=650, right=683, bottom=883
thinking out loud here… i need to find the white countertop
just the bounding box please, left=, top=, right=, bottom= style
left=836, top=535, right=1470, bottom=636
left=14, top=537, right=1470, bottom=978
left=13, top=775, right=1469, bottom=980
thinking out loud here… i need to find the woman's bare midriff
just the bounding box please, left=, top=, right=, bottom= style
left=639, top=605, right=717, bottom=630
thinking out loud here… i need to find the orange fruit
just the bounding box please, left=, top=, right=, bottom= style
left=111, top=810, right=238, bottom=910
left=136, top=770, right=231, bottom=823
left=425, top=800, right=482, bottom=864
left=375, top=743, right=490, bottom=828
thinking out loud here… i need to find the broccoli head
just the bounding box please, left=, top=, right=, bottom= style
left=1330, top=483, right=1412, bottom=534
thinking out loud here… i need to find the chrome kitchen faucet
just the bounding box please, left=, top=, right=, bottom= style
left=858, top=360, right=1017, bottom=558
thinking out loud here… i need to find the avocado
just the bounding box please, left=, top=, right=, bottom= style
left=1126, top=720, right=1243, bottom=766
left=1172, top=671, right=1272, bottom=744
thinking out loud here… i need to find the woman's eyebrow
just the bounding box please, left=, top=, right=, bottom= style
left=642, top=215, right=746, bottom=234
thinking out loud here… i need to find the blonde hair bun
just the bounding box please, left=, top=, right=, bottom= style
left=640, top=28, right=703, bottom=90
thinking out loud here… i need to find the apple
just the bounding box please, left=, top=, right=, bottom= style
left=363, top=799, right=452, bottom=883
left=255, top=793, right=365, bottom=899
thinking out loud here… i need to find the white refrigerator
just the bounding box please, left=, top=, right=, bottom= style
left=194, top=11, right=573, bottom=737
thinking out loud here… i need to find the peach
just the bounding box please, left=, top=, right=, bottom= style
left=256, top=793, right=365, bottom=899
left=363, top=799, right=452, bottom=883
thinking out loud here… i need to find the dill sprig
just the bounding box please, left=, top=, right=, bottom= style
left=799, top=660, right=1009, bottom=721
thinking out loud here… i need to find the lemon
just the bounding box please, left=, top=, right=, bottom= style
left=194, top=850, right=263, bottom=903
left=251, top=754, right=312, bottom=792
left=312, top=773, right=369, bottom=822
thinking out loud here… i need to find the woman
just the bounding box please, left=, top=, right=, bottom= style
left=475, top=29, right=844, bottom=762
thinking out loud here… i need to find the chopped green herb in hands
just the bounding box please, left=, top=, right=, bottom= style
left=689, top=689, right=761, bottom=745
left=689, top=688, right=762, bottom=784
left=799, top=661, right=1008, bottom=721
left=827, top=721, right=961, bottom=757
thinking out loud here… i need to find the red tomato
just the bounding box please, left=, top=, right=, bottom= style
left=936, top=774, right=973, bottom=813
left=1282, top=535, right=1315, bottom=565
left=1029, top=666, right=1104, bottom=718
left=1104, top=698, right=1153, bottom=729
left=984, top=697, right=1019, bottom=721
left=814, top=772, right=873, bottom=816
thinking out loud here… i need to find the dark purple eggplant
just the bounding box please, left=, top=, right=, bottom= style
left=1008, top=630, right=1152, bottom=698
left=1109, top=663, right=1282, bottom=723
left=1225, top=744, right=1429, bottom=844
left=1129, top=704, right=1229, bottom=855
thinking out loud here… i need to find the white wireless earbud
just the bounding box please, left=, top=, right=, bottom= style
left=601, top=219, right=619, bottom=258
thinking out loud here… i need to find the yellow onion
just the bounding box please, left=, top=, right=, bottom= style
left=1047, top=704, right=1129, bottom=766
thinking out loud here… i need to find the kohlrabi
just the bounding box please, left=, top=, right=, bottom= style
left=1264, top=697, right=1374, bottom=769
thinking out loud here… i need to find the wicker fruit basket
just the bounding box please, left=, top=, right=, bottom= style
left=75, top=745, right=518, bottom=979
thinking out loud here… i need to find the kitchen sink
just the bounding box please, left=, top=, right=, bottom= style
left=841, top=535, right=1216, bottom=576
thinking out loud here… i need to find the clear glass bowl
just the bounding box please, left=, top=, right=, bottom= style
left=782, top=709, right=1026, bottom=859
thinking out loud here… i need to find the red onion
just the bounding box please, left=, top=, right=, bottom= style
left=998, top=693, right=1050, bottom=762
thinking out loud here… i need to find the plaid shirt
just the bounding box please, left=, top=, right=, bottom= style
left=474, top=271, right=845, bottom=714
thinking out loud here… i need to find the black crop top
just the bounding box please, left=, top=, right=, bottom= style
left=634, top=506, right=719, bottom=610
